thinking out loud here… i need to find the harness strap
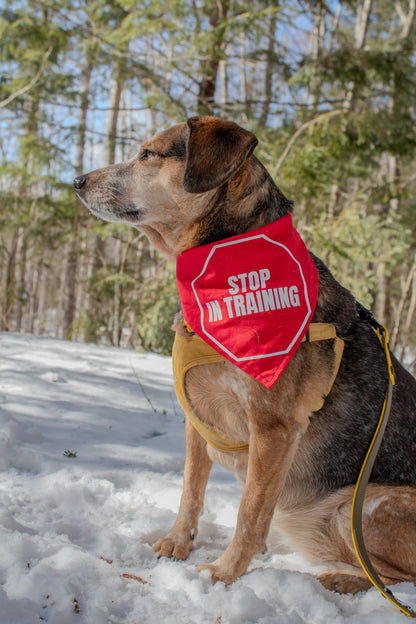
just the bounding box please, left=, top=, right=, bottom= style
left=351, top=304, right=416, bottom=618
left=172, top=331, right=249, bottom=453
left=173, top=322, right=343, bottom=453
left=302, top=323, right=344, bottom=411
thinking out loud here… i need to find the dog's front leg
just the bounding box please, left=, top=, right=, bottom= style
left=154, top=417, right=213, bottom=560
left=200, top=421, right=301, bottom=585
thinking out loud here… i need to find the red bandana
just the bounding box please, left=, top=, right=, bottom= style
left=176, top=214, right=319, bottom=388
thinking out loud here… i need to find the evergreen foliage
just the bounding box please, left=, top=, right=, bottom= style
left=0, top=0, right=415, bottom=362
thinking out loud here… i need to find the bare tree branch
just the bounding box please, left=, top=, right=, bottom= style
left=273, top=109, right=344, bottom=175
left=0, top=47, right=52, bottom=108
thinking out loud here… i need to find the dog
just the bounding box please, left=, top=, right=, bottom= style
left=74, top=116, right=416, bottom=595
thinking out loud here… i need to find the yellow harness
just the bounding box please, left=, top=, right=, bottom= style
left=172, top=323, right=344, bottom=453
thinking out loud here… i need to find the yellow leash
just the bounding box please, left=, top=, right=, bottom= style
left=352, top=304, right=416, bottom=617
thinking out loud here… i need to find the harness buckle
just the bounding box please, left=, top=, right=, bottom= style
left=356, top=301, right=383, bottom=333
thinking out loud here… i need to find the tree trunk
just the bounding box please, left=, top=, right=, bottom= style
left=391, top=254, right=416, bottom=353
left=258, top=12, right=277, bottom=128
left=309, top=0, right=327, bottom=107
left=396, top=0, right=416, bottom=39
left=63, top=55, right=93, bottom=339
left=343, top=0, right=373, bottom=109
left=1, top=235, right=17, bottom=331
left=197, top=1, right=228, bottom=115
left=219, top=58, right=228, bottom=112
left=75, top=57, right=92, bottom=174
left=400, top=269, right=416, bottom=363
left=375, top=263, right=389, bottom=326
left=105, top=59, right=125, bottom=166
left=28, top=263, right=41, bottom=334
left=105, top=60, right=126, bottom=346
left=13, top=226, right=26, bottom=332
left=240, top=31, right=248, bottom=121
left=111, top=238, right=122, bottom=346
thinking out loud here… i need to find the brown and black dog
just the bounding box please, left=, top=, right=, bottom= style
left=74, top=116, right=416, bottom=595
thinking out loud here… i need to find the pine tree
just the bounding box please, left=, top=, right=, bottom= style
left=1, top=0, right=416, bottom=355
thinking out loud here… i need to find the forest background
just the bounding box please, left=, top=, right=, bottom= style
left=1, top=0, right=416, bottom=366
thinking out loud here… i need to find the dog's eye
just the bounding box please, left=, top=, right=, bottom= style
left=139, top=149, right=159, bottom=161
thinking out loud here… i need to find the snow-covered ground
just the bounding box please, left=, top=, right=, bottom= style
left=0, top=331, right=414, bottom=624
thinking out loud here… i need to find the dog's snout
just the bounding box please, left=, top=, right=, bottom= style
left=73, top=174, right=87, bottom=190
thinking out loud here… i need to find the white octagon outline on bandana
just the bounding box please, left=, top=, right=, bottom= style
left=191, top=234, right=312, bottom=362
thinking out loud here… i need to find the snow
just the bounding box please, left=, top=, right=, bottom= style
left=0, top=332, right=414, bottom=624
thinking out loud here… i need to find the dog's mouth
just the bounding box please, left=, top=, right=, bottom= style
left=91, top=203, right=143, bottom=224
left=76, top=192, right=144, bottom=224
left=112, top=203, right=143, bottom=222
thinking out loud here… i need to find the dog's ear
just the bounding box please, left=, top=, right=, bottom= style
left=183, top=116, right=258, bottom=193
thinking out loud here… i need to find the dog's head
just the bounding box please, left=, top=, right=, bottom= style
left=74, top=116, right=287, bottom=259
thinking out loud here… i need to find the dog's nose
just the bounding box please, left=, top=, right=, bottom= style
left=73, top=174, right=87, bottom=190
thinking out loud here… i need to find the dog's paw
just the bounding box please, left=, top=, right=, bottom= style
left=199, top=556, right=246, bottom=586
left=153, top=534, right=193, bottom=561
left=318, top=571, right=372, bottom=595
left=199, top=562, right=235, bottom=586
